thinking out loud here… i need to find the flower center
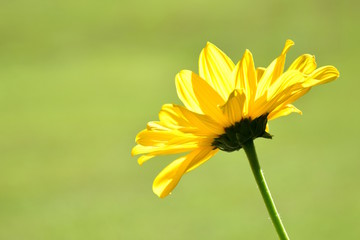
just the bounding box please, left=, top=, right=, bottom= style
left=212, top=114, right=272, bottom=152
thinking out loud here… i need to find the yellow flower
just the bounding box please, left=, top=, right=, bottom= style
left=132, top=40, right=339, bottom=198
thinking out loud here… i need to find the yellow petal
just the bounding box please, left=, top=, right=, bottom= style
left=175, top=70, right=203, bottom=113
left=221, top=89, right=246, bottom=125
left=233, top=49, right=257, bottom=115
left=159, top=104, right=202, bottom=133
left=271, top=39, right=294, bottom=83
left=135, top=129, right=198, bottom=147
left=256, top=67, right=265, bottom=82
left=153, top=147, right=216, bottom=198
left=185, top=148, right=218, bottom=173
left=256, top=40, right=294, bottom=100
left=159, top=104, right=223, bottom=135
left=190, top=72, right=230, bottom=126
left=146, top=121, right=169, bottom=131
left=137, top=154, right=155, bottom=165
left=252, top=70, right=306, bottom=118
left=175, top=105, right=225, bottom=135
left=268, top=104, right=302, bottom=121
left=255, top=60, right=277, bottom=100
left=267, top=70, right=306, bottom=99
left=288, top=54, right=317, bottom=74
left=159, top=105, right=190, bottom=129
left=199, top=42, right=235, bottom=100
left=133, top=127, right=207, bottom=157
left=153, top=155, right=190, bottom=198
left=270, top=88, right=310, bottom=119
left=302, top=66, right=340, bottom=88
left=131, top=143, right=199, bottom=156
left=235, top=49, right=257, bottom=90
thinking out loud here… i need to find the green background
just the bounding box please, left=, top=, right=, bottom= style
left=1, top=0, right=359, bottom=239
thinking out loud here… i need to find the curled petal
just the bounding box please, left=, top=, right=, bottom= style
left=256, top=39, right=295, bottom=100
left=302, top=66, right=340, bottom=88
left=272, top=39, right=295, bottom=84
left=288, top=54, right=317, bottom=74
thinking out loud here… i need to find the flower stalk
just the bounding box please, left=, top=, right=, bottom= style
left=242, top=140, right=290, bottom=240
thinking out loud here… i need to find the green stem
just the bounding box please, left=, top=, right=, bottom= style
left=242, top=140, right=290, bottom=240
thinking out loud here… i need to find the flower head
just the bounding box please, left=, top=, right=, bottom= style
left=132, top=40, right=339, bottom=198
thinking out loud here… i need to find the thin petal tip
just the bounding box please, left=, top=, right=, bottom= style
left=205, top=41, right=215, bottom=50
left=206, top=41, right=214, bottom=46
left=152, top=185, right=170, bottom=198
left=286, top=39, right=295, bottom=45
left=131, top=147, right=137, bottom=156
left=281, top=39, right=295, bottom=55
left=243, top=49, right=253, bottom=57
left=137, top=158, right=144, bottom=166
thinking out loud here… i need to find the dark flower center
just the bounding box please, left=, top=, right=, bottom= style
left=212, top=114, right=272, bottom=152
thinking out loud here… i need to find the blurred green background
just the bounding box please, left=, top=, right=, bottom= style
left=1, top=0, right=359, bottom=239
